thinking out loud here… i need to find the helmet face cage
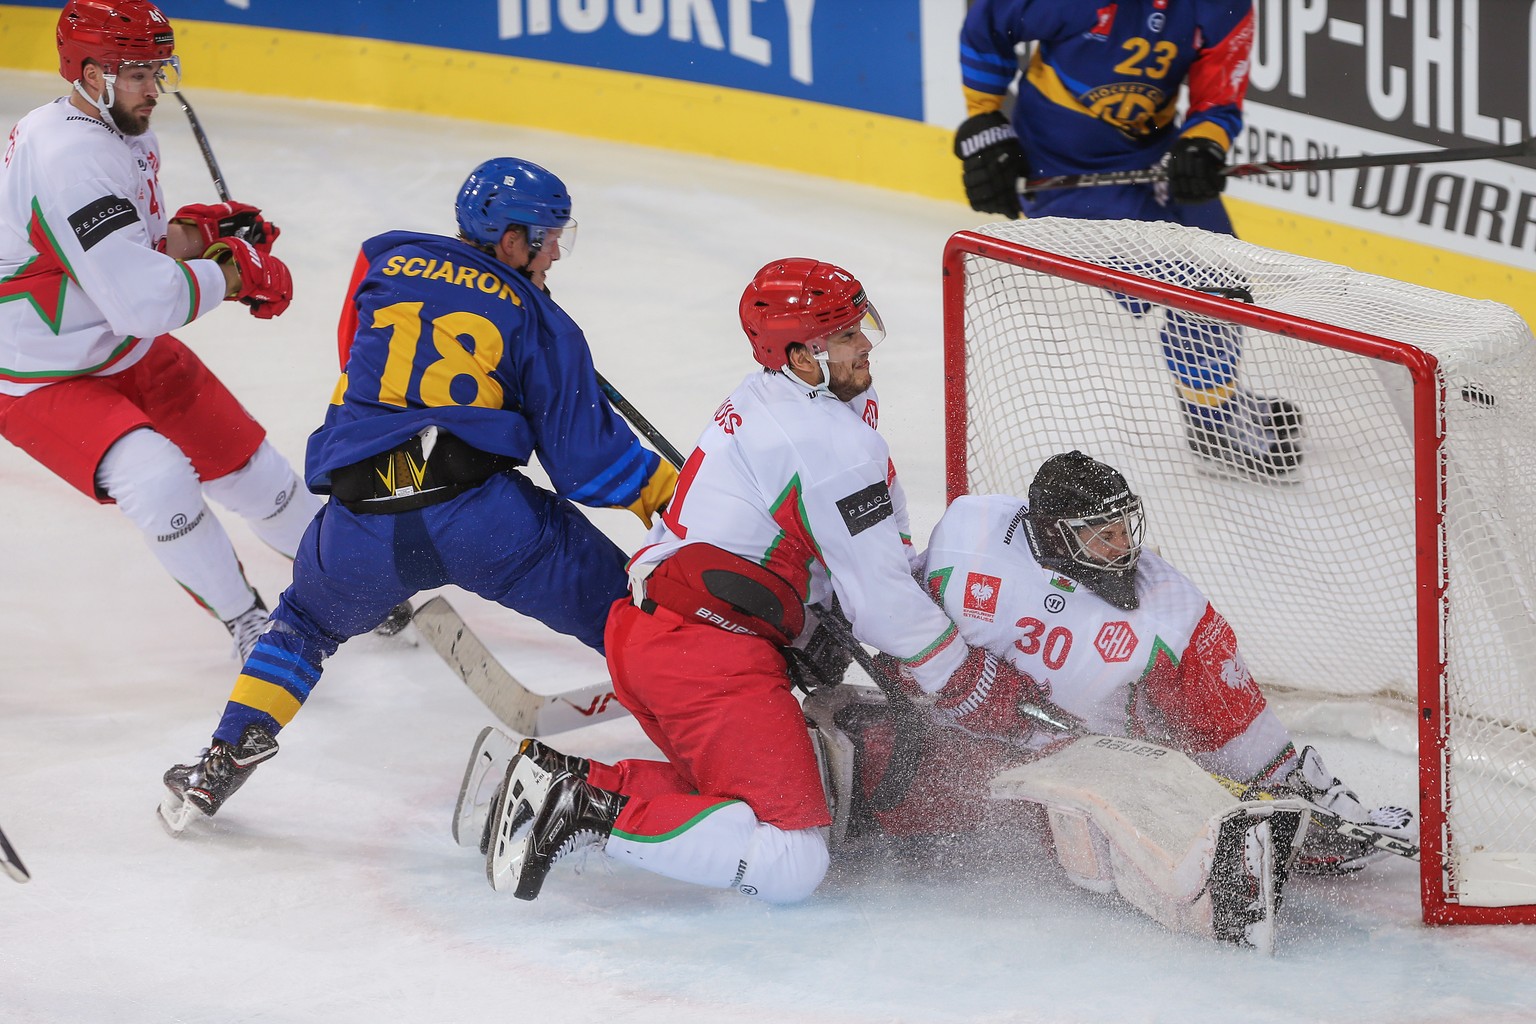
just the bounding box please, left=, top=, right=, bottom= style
left=1051, top=495, right=1145, bottom=573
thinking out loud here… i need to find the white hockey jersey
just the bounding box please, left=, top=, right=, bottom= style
left=632, top=369, right=966, bottom=693
left=0, top=98, right=226, bottom=397
left=923, top=494, right=1296, bottom=784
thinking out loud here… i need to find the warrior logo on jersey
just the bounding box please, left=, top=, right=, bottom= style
left=1094, top=620, right=1138, bottom=662
left=1089, top=4, right=1117, bottom=38
left=836, top=480, right=892, bottom=536
left=69, top=195, right=139, bottom=252
left=963, top=571, right=1002, bottom=621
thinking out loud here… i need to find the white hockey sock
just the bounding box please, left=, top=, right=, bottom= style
left=202, top=440, right=321, bottom=559
left=96, top=428, right=255, bottom=619
left=606, top=802, right=829, bottom=904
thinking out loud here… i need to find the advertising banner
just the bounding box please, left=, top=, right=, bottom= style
left=35, top=0, right=930, bottom=122
left=1237, top=0, right=1536, bottom=272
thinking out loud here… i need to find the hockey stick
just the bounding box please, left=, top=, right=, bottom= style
left=172, top=90, right=233, bottom=202
left=1016, top=704, right=1422, bottom=863
left=412, top=374, right=680, bottom=735
left=598, top=372, right=687, bottom=468
left=412, top=596, right=631, bottom=736
left=0, top=822, right=30, bottom=883
left=1016, top=136, right=1536, bottom=194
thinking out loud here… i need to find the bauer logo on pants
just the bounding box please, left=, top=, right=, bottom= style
left=836, top=480, right=892, bottom=536
left=69, top=195, right=140, bottom=251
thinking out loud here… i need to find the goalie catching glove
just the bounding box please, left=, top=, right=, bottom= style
left=205, top=238, right=293, bottom=320
left=173, top=201, right=281, bottom=254
left=953, top=112, right=1025, bottom=219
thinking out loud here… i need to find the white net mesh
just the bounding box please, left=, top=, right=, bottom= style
left=953, top=218, right=1536, bottom=913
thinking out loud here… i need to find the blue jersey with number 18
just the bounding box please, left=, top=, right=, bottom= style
left=306, top=229, right=659, bottom=512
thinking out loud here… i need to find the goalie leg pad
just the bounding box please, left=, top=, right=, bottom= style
left=991, top=735, right=1309, bottom=952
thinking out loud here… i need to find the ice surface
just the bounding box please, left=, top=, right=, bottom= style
left=1, top=69, right=1534, bottom=1024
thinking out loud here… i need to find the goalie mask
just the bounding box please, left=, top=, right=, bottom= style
left=1023, top=451, right=1145, bottom=610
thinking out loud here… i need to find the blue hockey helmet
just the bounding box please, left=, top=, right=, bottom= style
left=455, top=157, right=577, bottom=256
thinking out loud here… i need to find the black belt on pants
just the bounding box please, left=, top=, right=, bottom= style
left=330, top=429, right=522, bottom=515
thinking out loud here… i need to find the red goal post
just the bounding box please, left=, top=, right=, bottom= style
left=941, top=220, right=1536, bottom=925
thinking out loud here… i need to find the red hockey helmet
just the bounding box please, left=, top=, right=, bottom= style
left=739, top=258, right=885, bottom=371
left=57, top=0, right=176, bottom=83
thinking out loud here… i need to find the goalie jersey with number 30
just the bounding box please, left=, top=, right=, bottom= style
left=924, top=493, right=1296, bottom=787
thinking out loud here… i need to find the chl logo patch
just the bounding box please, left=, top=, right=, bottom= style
left=862, top=398, right=879, bottom=429
left=962, top=571, right=1002, bottom=621
left=836, top=480, right=892, bottom=537
left=1094, top=620, right=1138, bottom=662
left=69, top=195, right=139, bottom=251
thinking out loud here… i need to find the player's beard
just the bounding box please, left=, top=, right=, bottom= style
left=108, top=93, right=154, bottom=136
left=826, top=359, right=872, bottom=403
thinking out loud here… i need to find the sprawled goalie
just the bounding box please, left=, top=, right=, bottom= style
left=806, top=451, right=1415, bottom=954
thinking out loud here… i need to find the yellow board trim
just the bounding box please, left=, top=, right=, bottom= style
left=3, top=5, right=1529, bottom=324
left=1227, top=197, right=1536, bottom=328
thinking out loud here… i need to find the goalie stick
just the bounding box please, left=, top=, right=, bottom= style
left=1016, top=135, right=1536, bottom=194
left=412, top=596, right=631, bottom=736
left=1015, top=703, right=1421, bottom=863
left=0, top=822, right=30, bottom=883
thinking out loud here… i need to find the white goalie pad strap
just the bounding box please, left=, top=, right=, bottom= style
left=990, top=735, right=1309, bottom=948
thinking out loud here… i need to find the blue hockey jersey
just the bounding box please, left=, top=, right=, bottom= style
left=961, top=0, right=1253, bottom=177
left=309, top=230, right=664, bottom=515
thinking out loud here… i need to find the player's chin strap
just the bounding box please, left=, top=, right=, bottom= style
left=73, top=78, right=114, bottom=121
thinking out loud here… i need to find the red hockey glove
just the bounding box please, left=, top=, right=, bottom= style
left=174, top=201, right=281, bottom=254
left=205, top=238, right=293, bottom=320
left=1166, top=137, right=1228, bottom=205
left=926, top=646, right=1043, bottom=739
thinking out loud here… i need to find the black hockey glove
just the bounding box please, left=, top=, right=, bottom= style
left=953, top=112, right=1025, bottom=218
left=1166, top=136, right=1228, bottom=205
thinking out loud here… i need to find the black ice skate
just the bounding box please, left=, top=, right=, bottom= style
left=1183, top=390, right=1303, bottom=480
left=490, top=771, right=627, bottom=901
left=223, top=592, right=270, bottom=662
left=158, top=724, right=279, bottom=835
left=452, top=727, right=592, bottom=852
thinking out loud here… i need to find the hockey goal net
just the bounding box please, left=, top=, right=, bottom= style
left=943, top=219, right=1536, bottom=925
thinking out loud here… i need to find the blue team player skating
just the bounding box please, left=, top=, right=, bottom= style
left=157, top=158, right=678, bottom=833
left=954, top=0, right=1300, bottom=479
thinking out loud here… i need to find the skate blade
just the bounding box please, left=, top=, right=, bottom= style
left=156, top=791, right=209, bottom=837
left=451, top=725, right=520, bottom=847
left=485, top=758, right=553, bottom=891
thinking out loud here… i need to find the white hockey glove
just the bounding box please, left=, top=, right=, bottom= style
left=1279, top=746, right=1416, bottom=874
